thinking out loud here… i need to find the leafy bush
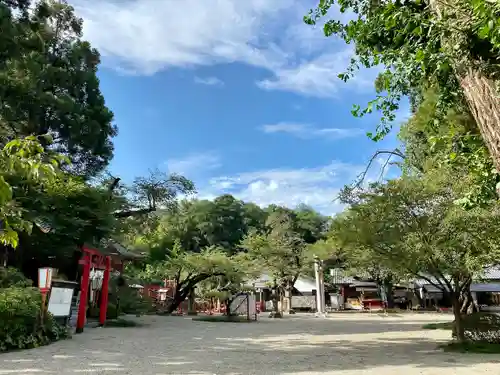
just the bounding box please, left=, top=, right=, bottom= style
left=441, top=341, right=500, bottom=354
left=422, top=321, right=454, bottom=330
left=0, top=267, right=32, bottom=288
left=0, top=287, right=69, bottom=352
left=451, top=313, right=500, bottom=344
left=117, top=287, right=153, bottom=316
left=106, top=302, right=118, bottom=319
left=87, top=302, right=119, bottom=320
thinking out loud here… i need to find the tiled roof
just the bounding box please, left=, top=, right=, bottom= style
left=329, top=268, right=356, bottom=285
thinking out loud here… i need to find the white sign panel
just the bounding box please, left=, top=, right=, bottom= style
left=48, top=287, right=74, bottom=317
left=38, top=268, right=53, bottom=290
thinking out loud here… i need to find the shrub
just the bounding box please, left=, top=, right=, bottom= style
left=87, top=302, right=119, bottom=320
left=422, top=322, right=454, bottom=330
left=441, top=341, right=500, bottom=354
left=0, top=267, right=32, bottom=288
left=0, top=287, right=69, bottom=352
left=117, top=287, right=152, bottom=316
left=450, top=313, right=500, bottom=344
left=106, top=302, right=118, bottom=319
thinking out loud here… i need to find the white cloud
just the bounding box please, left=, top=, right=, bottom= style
left=261, top=122, right=364, bottom=140
left=166, top=152, right=221, bottom=177
left=70, top=0, right=376, bottom=97
left=194, top=76, right=224, bottom=86
left=199, top=161, right=365, bottom=215
left=257, top=51, right=380, bottom=97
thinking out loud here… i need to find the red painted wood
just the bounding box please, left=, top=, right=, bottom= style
left=76, top=253, right=91, bottom=333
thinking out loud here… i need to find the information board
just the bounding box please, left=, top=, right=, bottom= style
left=47, top=287, right=74, bottom=317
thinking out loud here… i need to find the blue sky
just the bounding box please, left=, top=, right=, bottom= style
left=72, top=0, right=409, bottom=215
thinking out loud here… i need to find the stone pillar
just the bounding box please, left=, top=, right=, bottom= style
left=319, top=264, right=326, bottom=313
left=314, top=256, right=323, bottom=314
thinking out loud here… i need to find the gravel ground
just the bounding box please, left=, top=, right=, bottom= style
left=1, top=313, right=499, bottom=375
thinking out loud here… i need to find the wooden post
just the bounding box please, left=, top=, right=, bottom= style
left=76, top=253, right=91, bottom=334
left=40, top=292, right=47, bottom=321
left=99, top=256, right=111, bottom=326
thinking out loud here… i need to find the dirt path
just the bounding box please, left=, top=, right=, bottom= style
left=1, top=313, right=499, bottom=374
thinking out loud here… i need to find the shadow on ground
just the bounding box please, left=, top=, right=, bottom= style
left=1, top=314, right=499, bottom=375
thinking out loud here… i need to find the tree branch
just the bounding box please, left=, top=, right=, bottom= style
left=114, top=207, right=155, bottom=218
left=353, top=149, right=406, bottom=189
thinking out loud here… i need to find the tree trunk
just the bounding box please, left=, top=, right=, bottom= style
left=269, top=279, right=282, bottom=318
left=380, top=279, right=394, bottom=309
left=284, top=287, right=293, bottom=314
left=428, top=0, right=500, bottom=172
left=452, top=294, right=466, bottom=342
left=166, top=289, right=189, bottom=314
left=460, top=287, right=479, bottom=314
left=458, top=70, right=500, bottom=173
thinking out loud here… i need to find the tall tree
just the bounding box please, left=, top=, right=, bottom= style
left=1, top=0, right=117, bottom=177
left=306, top=0, right=500, bottom=170
left=399, top=88, right=498, bottom=207
left=335, top=173, right=500, bottom=341
left=294, top=204, right=329, bottom=244
left=132, top=242, right=251, bottom=314
left=242, top=209, right=306, bottom=316
left=0, top=136, right=62, bottom=252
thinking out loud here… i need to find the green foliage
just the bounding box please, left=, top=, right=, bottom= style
left=0, top=136, right=63, bottom=247
left=0, top=0, right=117, bottom=177
left=131, top=196, right=327, bottom=261
left=334, top=172, right=500, bottom=295
left=147, top=196, right=262, bottom=256
left=456, top=313, right=500, bottom=344
left=427, top=314, right=500, bottom=344
left=422, top=321, right=454, bottom=330
left=305, top=0, right=500, bottom=141
left=241, top=209, right=307, bottom=290
left=106, top=302, right=118, bottom=319
left=125, top=195, right=327, bottom=312
left=399, top=89, right=498, bottom=207
left=0, top=287, right=69, bottom=352
left=441, top=341, right=500, bottom=354
left=130, top=169, right=196, bottom=213
left=0, top=267, right=32, bottom=288
left=116, top=286, right=153, bottom=316
left=138, top=244, right=250, bottom=286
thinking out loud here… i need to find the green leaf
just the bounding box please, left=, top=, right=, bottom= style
left=415, top=49, right=425, bottom=62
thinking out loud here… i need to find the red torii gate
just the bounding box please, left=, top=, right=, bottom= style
left=76, top=247, right=111, bottom=333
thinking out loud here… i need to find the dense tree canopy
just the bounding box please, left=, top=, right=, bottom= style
left=331, top=169, right=500, bottom=340
left=0, top=136, right=63, bottom=249
left=1, top=0, right=116, bottom=177
left=306, top=0, right=500, bottom=170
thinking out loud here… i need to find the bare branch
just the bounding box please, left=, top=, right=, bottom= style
left=353, top=149, right=405, bottom=189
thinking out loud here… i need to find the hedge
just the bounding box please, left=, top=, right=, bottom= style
left=0, top=286, right=69, bottom=352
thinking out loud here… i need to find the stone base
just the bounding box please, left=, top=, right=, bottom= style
left=269, top=311, right=283, bottom=318
left=314, top=312, right=327, bottom=318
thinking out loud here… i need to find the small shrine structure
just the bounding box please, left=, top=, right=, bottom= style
left=75, top=241, right=143, bottom=333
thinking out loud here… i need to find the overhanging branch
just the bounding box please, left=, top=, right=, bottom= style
left=353, top=149, right=406, bottom=189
